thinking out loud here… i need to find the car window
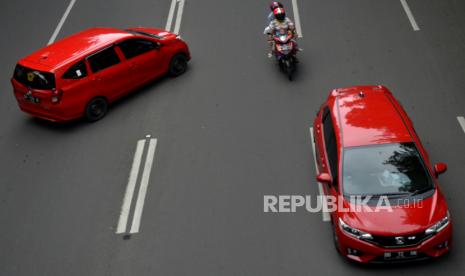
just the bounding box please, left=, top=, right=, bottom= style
left=342, top=143, right=434, bottom=196
left=62, top=61, right=87, bottom=79
left=87, top=47, right=120, bottom=73
left=322, top=107, right=338, bottom=189
left=13, top=64, right=55, bottom=90
left=119, top=39, right=156, bottom=59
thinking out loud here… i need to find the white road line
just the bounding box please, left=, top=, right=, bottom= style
left=309, top=127, right=330, bottom=222
left=457, top=116, right=465, bottom=134
left=165, top=0, right=177, bottom=31
left=48, top=0, right=77, bottom=45
left=116, top=140, right=146, bottom=234
left=130, top=138, right=158, bottom=233
left=173, top=0, right=185, bottom=34
left=291, top=0, right=303, bottom=38
left=400, top=0, right=420, bottom=31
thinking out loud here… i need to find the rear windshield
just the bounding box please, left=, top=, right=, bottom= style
left=13, top=64, right=55, bottom=90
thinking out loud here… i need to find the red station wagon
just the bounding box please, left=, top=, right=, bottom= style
left=313, top=85, right=452, bottom=263
left=11, top=27, right=190, bottom=122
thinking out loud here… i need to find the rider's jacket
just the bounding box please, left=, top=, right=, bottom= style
left=266, top=18, right=296, bottom=36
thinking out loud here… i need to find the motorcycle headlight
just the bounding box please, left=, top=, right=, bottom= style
left=339, top=218, right=373, bottom=240
left=425, top=211, right=450, bottom=235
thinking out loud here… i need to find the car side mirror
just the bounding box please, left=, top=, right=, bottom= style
left=316, top=173, right=332, bottom=185
left=434, top=163, right=447, bottom=177
left=156, top=42, right=164, bottom=49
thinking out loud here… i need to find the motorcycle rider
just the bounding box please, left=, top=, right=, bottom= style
left=266, top=7, right=298, bottom=58
left=267, top=1, right=283, bottom=23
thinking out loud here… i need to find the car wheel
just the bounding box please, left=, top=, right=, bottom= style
left=85, top=97, right=108, bottom=122
left=168, top=53, right=188, bottom=77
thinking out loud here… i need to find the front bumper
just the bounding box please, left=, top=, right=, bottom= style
left=335, top=222, right=452, bottom=263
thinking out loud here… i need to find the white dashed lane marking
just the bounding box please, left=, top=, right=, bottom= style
left=400, top=0, right=420, bottom=31
left=48, top=0, right=77, bottom=45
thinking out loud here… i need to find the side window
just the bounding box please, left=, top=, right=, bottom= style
left=119, top=39, right=156, bottom=59
left=62, top=61, right=87, bottom=79
left=87, top=47, right=120, bottom=73
left=322, top=107, right=339, bottom=189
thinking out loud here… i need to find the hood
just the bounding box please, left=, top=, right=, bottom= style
left=340, top=190, right=449, bottom=235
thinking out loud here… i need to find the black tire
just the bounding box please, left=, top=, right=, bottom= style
left=85, top=97, right=108, bottom=122
left=168, top=53, right=188, bottom=77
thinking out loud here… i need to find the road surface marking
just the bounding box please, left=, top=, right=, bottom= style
left=173, top=0, right=185, bottom=34
left=130, top=138, right=158, bottom=233
left=48, top=0, right=77, bottom=45
left=458, top=116, right=465, bottom=134
left=309, top=127, right=331, bottom=222
left=165, top=0, right=177, bottom=31
left=291, top=0, right=303, bottom=37
left=116, top=140, right=146, bottom=234
left=400, top=0, right=420, bottom=31
left=165, top=0, right=185, bottom=34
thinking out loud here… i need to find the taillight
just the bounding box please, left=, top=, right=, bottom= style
left=51, top=89, right=63, bottom=104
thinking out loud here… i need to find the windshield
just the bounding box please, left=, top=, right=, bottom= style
left=13, top=64, right=55, bottom=90
left=343, top=142, right=434, bottom=196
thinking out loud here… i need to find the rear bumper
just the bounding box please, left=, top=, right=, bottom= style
left=16, top=98, right=80, bottom=122
left=336, top=223, right=452, bottom=263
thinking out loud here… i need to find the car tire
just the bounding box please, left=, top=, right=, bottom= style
left=168, top=53, right=188, bottom=77
left=85, top=97, right=108, bottom=122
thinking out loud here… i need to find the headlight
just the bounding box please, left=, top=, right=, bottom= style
left=339, top=218, right=373, bottom=240
left=425, top=211, right=450, bottom=235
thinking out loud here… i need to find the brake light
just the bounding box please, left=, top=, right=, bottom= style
left=51, top=89, right=63, bottom=104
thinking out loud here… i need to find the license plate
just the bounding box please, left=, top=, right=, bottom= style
left=384, top=250, right=417, bottom=260
left=281, top=44, right=291, bottom=51
left=24, top=93, right=40, bottom=103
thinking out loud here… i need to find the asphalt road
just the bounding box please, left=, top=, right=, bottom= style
left=0, top=0, right=464, bottom=275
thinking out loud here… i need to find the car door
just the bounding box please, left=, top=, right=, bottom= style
left=60, top=60, right=96, bottom=116
left=86, top=46, right=132, bottom=101
left=317, top=107, right=340, bottom=210
left=117, top=38, right=163, bottom=86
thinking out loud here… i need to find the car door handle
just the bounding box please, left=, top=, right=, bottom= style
left=129, top=63, right=138, bottom=70
left=92, top=77, right=101, bottom=81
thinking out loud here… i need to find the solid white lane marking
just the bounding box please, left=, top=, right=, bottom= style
left=173, top=0, right=185, bottom=34
left=116, top=140, right=146, bottom=234
left=291, top=0, right=303, bottom=38
left=48, top=0, right=77, bottom=45
left=165, top=0, right=177, bottom=31
left=400, top=0, right=420, bottom=31
left=130, top=138, right=158, bottom=233
left=458, top=116, right=465, bottom=134
left=309, top=127, right=330, bottom=222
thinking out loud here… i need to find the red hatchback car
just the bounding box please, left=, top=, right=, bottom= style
left=11, top=27, right=190, bottom=122
left=313, top=85, right=452, bottom=263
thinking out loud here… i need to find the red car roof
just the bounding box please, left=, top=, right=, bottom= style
left=329, top=85, right=413, bottom=148
left=20, top=27, right=133, bottom=71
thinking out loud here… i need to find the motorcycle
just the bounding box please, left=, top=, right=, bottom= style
left=273, top=30, right=297, bottom=81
